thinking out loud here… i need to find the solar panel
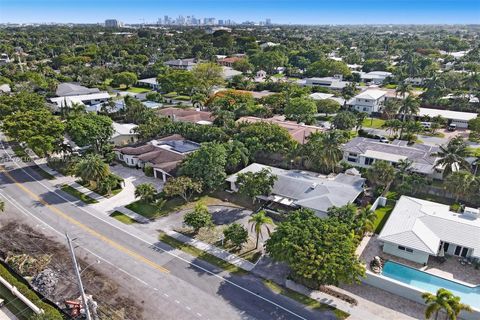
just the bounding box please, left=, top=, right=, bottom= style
left=165, top=140, right=200, bottom=153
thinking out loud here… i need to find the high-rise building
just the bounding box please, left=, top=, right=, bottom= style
left=266, top=18, right=272, bottom=25
left=105, top=19, right=121, bottom=28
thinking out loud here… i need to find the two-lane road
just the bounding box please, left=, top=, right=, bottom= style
left=0, top=138, right=339, bottom=320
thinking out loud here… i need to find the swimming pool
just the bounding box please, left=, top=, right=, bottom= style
left=382, top=261, right=480, bottom=310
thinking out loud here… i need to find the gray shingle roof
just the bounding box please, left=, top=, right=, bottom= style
left=56, top=83, right=100, bottom=97
left=227, top=163, right=365, bottom=216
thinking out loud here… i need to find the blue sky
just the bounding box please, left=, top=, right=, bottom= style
left=0, top=0, right=479, bottom=24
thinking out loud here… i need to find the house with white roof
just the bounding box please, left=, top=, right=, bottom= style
left=342, top=137, right=442, bottom=179
left=309, top=93, right=345, bottom=106
left=357, top=71, right=392, bottom=85
left=378, top=196, right=480, bottom=264
left=226, top=163, right=365, bottom=217
left=303, top=76, right=349, bottom=90
left=137, top=77, right=159, bottom=90
left=417, top=107, right=478, bottom=129
left=50, top=92, right=111, bottom=110
left=347, top=89, right=387, bottom=114
left=111, top=122, right=138, bottom=146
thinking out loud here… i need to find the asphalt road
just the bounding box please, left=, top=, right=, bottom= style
left=0, top=137, right=338, bottom=320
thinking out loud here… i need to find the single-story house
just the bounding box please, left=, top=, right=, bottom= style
left=158, top=107, right=214, bottom=125
left=217, top=57, right=243, bottom=67
left=303, top=76, right=349, bottom=90
left=222, top=67, right=243, bottom=80
left=342, top=137, right=442, bottom=179
left=137, top=78, right=159, bottom=90
left=50, top=92, right=111, bottom=110
left=378, top=196, right=480, bottom=264
left=357, top=71, right=392, bottom=85
left=417, top=107, right=478, bottom=129
left=111, top=122, right=138, bottom=146
left=55, top=83, right=100, bottom=97
left=237, top=115, right=326, bottom=144
left=347, top=89, right=387, bottom=114
left=115, top=134, right=200, bottom=181
left=226, top=163, right=365, bottom=218
left=164, top=58, right=197, bottom=70
left=309, top=93, right=345, bottom=106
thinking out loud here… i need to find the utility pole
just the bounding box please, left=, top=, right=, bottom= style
left=66, top=233, right=92, bottom=320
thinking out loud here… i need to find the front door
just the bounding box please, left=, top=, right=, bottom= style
left=461, top=247, right=468, bottom=258
left=443, top=242, right=450, bottom=252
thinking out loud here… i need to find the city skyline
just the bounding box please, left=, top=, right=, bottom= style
left=1, top=0, right=479, bottom=25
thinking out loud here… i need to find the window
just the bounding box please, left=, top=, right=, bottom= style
left=398, top=245, right=414, bottom=253
left=364, top=157, right=374, bottom=165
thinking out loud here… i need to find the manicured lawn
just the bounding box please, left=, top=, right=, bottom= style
left=159, top=232, right=246, bottom=275
left=61, top=185, right=98, bottom=204
left=110, top=211, right=136, bottom=224
left=362, top=118, right=386, bottom=129
left=467, top=147, right=480, bottom=157
left=127, top=86, right=151, bottom=93
left=383, top=84, right=397, bottom=89
left=163, top=91, right=178, bottom=98
left=126, top=200, right=162, bottom=219
left=173, top=95, right=191, bottom=101
left=372, top=204, right=394, bottom=234
left=262, top=280, right=349, bottom=319
left=77, top=180, right=122, bottom=198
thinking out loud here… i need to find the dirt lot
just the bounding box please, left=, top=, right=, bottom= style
left=0, top=222, right=143, bottom=320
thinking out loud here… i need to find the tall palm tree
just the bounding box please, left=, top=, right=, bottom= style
left=304, top=131, right=345, bottom=173
left=395, top=159, right=413, bottom=183
left=382, top=99, right=401, bottom=120
left=445, top=171, right=476, bottom=202
left=433, top=137, right=471, bottom=177
left=395, top=81, right=412, bottom=99
left=135, top=183, right=157, bottom=204
left=398, top=95, right=420, bottom=122
left=355, top=206, right=377, bottom=236
left=74, top=154, right=110, bottom=188
left=422, top=289, right=454, bottom=320
left=249, top=210, right=273, bottom=249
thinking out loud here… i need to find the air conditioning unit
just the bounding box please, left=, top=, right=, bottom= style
left=463, top=207, right=479, bottom=219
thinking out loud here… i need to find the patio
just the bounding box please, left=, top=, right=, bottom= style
left=359, top=235, right=480, bottom=286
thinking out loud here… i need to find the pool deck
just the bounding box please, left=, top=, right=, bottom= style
left=359, top=235, right=480, bottom=287
left=0, top=308, right=18, bottom=320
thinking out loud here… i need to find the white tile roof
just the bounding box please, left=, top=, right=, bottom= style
left=112, top=122, right=138, bottom=138
left=50, top=92, right=111, bottom=108
left=379, top=196, right=480, bottom=257
left=355, top=89, right=387, bottom=100
left=309, top=93, right=334, bottom=100
left=418, top=108, right=478, bottom=122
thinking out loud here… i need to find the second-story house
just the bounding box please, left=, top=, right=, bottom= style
left=164, top=58, right=197, bottom=70
left=341, top=137, right=442, bottom=179
left=347, top=89, right=387, bottom=114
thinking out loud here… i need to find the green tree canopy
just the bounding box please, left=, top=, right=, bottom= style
left=66, top=113, right=113, bottom=152
left=223, top=223, right=249, bottom=249
left=316, top=99, right=341, bottom=116
left=332, top=111, right=357, bottom=130
left=192, top=62, right=225, bottom=94
left=162, top=176, right=203, bottom=202
left=179, top=142, right=227, bottom=190
left=266, top=209, right=365, bottom=286
left=305, top=59, right=351, bottom=77
left=183, top=202, right=213, bottom=232
left=284, top=97, right=317, bottom=124
left=236, top=168, right=277, bottom=202
left=112, top=71, right=138, bottom=88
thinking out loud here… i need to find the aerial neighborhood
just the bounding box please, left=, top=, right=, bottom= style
left=0, top=18, right=479, bottom=320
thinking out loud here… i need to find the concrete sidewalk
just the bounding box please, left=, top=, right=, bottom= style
left=114, top=206, right=151, bottom=224
left=164, top=229, right=256, bottom=271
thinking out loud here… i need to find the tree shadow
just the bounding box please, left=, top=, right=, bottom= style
left=210, top=207, right=251, bottom=225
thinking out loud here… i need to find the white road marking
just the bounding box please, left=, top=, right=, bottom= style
left=0, top=140, right=308, bottom=320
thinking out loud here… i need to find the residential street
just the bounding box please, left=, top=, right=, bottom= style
left=0, top=136, right=338, bottom=320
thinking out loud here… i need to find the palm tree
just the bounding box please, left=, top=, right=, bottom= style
left=445, top=171, right=476, bottom=202
left=398, top=95, right=420, bottom=122
left=355, top=206, right=377, bottom=236
left=249, top=210, right=273, bottom=249
left=395, top=81, right=412, bottom=99
left=382, top=99, right=400, bottom=120
left=448, top=294, right=473, bottom=320
left=134, top=183, right=157, bottom=204
left=433, top=137, right=471, bottom=177
left=395, top=159, right=413, bottom=183
left=304, top=131, right=345, bottom=173
left=382, top=119, right=403, bottom=138
left=74, top=154, right=110, bottom=188
left=422, top=289, right=454, bottom=320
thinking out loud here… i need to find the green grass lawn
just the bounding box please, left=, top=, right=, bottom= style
left=173, top=95, right=191, bottom=101
left=159, top=232, right=247, bottom=275
left=110, top=211, right=136, bottom=224
left=262, top=280, right=349, bottom=319
left=163, top=91, right=178, bottom=98
left=127, top=86, right=151, bottom=93
left=467, top=147, right=480, bottom=157
left=126, top=200, right=162, bottom=219
left=362, top=118, right=386, bottom=129
left=372, top=203, right=394, bottom=234
left=61, top=185, right=98, bottom=204
left=383, top=84, right=397, bottom=89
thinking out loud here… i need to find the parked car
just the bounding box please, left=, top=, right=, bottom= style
left=373, top=135, right=389, bottom=143
left=420, top=121, right=432, bottom=129
left=448, top=123, right=457, bottom=131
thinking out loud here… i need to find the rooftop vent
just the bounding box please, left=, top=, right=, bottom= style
left=463, top=207, right=479, bottom=219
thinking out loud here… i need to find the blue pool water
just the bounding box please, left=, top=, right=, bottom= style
left=382, top=261, right=480, bottom=310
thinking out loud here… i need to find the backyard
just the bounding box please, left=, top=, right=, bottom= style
left=372, top=201, right=395, bottom=234
left=362, top=117, right=386, bottom=129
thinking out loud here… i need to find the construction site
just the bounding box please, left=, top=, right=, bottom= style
left=0, top=221, right=143, bottom=320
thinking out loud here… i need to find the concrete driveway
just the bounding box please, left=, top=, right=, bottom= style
left=110, top=164, right=165, bottom=190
